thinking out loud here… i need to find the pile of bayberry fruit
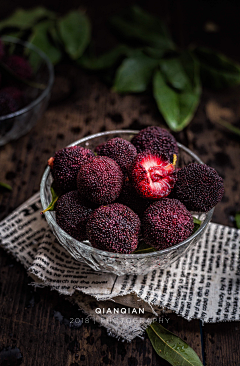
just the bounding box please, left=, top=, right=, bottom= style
left=47, top=126, right=224, bottom=254
left=0, top=38, right=33, bottom=116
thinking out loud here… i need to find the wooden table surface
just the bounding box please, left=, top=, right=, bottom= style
left=0, top=1, right=240, bottom=365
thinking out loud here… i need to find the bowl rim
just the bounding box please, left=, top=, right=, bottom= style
left=0, top=35, right=54, bottom=121
left=40, top=129, right=214, bottom=259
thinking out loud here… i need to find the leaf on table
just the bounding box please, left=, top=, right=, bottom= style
left=0, top=7, right=56, bottom=31
left=159, top=57, right=190, bottom=90
left=77, top=44, right=130, bottom=70
left=109, top=5, right=175, bottom=51
left=0, top=182, right=12, bottom=191
left=41, top=184, right=59, bottom=214
left=146, top=322, right=203, bottom=366
left=235, top=213, right=240, bottom=229
left=133, top=240, right=156, bottom=254
left=113, top=53, right=158, bottom=93
left=206, top=100, right=240, bottom=137
left=192, top=217, right=202, bottom=234
left=153, top=51, right=201, bottom=131
left=58, top=10, right=91, bottom=60
left=28, top=20, right=62, bottom=68
left=193, top=46, right=240, bottom=89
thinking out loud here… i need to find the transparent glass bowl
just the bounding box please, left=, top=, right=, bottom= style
left=0, top=36, right=54, bottom=146
left=40, top=130, right=214, bottom=276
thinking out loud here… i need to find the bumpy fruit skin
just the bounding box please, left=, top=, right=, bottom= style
left=142, top=198, right=194, bottom=250
left=172, top=163, right=224, bottom=212
left=86, top=203, right=141, bottom=253
left=4, top=55, right=32, bottom=79
left=117, top=176, right=150, bottom=217
left=49, top=146, right=94, bottom=193
left=131, top=126, right=178, bottom=161
left=56, top=190, right=93, bottom=241
left=131, top=151, right=177, bottom=199
left=95, top=137, right=137, bottom=174
left=77, top=156, right=124, bottom=205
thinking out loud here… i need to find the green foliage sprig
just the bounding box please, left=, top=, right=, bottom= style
left=1, top=5, right=240, bottom=132
left=80, top=5, right=240, bottom=133
left=0, top=7, right=91, bottom=65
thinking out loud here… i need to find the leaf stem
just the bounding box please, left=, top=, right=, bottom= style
left=214, top=118, right=240, bottom=138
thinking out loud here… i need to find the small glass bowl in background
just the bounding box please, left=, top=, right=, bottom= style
left=40, top=130, right=214, bottom=276
left=0, top=36, right=54, bottom=146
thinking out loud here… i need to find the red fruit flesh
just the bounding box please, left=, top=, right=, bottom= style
left=131, top=152, right=176, bottom=199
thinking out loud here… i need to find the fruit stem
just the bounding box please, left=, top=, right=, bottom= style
left=172, top=154, right=177, bottom=167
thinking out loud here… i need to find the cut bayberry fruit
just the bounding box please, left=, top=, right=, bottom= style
left=131, top=151, right=177, bottom=199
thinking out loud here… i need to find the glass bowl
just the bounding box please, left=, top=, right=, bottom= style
left=0, top=36, right=54, bottom=146
left=40, top=130, right=214, bottom=276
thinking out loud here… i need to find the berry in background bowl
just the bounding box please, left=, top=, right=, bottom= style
left=0, top=36, right=54, bottom=146
left=40, top=129, right=224, bottom=276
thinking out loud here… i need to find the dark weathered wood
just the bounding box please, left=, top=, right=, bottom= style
left=0, top=0, right=240, bottom=365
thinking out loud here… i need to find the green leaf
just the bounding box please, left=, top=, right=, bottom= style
left=113, top=53, right=158, bottom=93
left=58, top=10, right=91, bottom=60
left=0, top=182, right=12, bottom=191
left=153, top=52, right=201, bottom=131
left=133, top=240, right=156, bottom=254
left=77, top=44, right=130, bottom=70
left=41, top=184, right=59, bottom=214
left=235, top=213, right=240, bottom=229
left=160, top=58, right=190, bottom=90
left=109, top=5, right=175, bottom=51
left=193, top=47, right=240, bottom=89
left=146, top=322, right=203, bottom=366
left=193, top=217, right=202, bottom=234
left=28, top=20, right=62, bottom=68
left=0, top=7, right=56, bottom=31
left=144, top=46, right=169, bottom=59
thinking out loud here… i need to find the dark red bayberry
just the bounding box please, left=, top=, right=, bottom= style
left=2, top=86, right=23, bottom=104
left=77, top=156, right=124, bottom=205
left=117, top=176, right=150, bottom=217
left=172, top=163, right=224, bottom=212
left=142, top=198, right=194, bottom=250
left=86, top=203, right=141, bottom=253
left=56, top=190, right=93, bottom=241
left=131, top=151, right=177, bottom=199
left=95, top=137, right=137, bottom=174
left=131, top=126, right=178, bottom=160
left=0, top=89, right=19, bottom=116
left=49, top=146, right=94, bottom=193
left=4, top=55, right=32, bottom=79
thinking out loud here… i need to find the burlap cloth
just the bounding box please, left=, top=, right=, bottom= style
left=1, top=193, right=240, bottom=341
